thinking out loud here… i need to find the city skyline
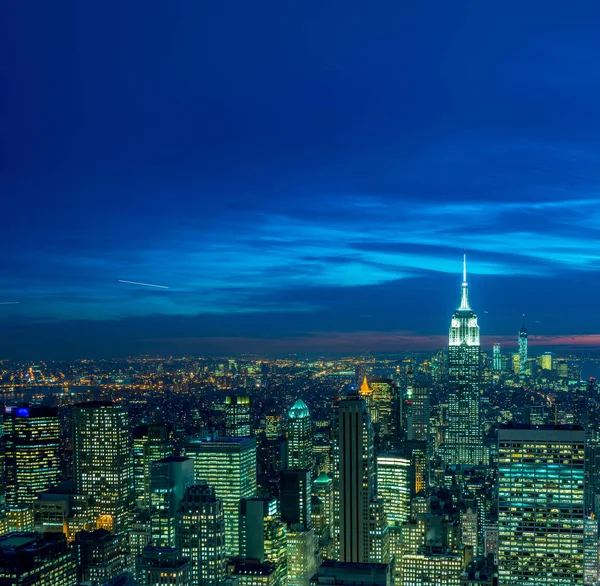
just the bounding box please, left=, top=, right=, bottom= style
left=4, top=2, right=600, bottom=357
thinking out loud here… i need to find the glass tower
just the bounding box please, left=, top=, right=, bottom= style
left=445, top=254, right=483, bottom=466
left=497, top=425, right=585, bottom=585
left=225, top=395, right=252, bottom=437
left=72, top=401, right=133, bottom=535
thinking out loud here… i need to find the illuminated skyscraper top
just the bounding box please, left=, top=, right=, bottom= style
left=445, top=253, right=483, bottom=466
left=449, top=253, right=480, bottom=347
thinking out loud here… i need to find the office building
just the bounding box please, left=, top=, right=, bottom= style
left=136, top=546, right=191, bottom=586
left=5, top=406, right=61, bottom=506
left=376, top=453, right=411, bottom=526
left=225, top=395, right=252, bottom=437
left=287, top=529, right=316, bottom=586
left=0, top=532, right=77, bottom=586
left=446, top=255, right=483, bottom=466
left=185, top=435, right=257, bottom=556
left=287, top=400, right=312, bottom=471
left=409, top=379, right=430, bottom=444
left=334, top=392, right=375, bottom=563
left=72, top=402, right=133, bottom=535
left=177, top=482, right=226, bottom=586
left=150, top=456, right=194, bottom=547
left=497, top=424, right=585, bottom=585
left=400, top=550, right=461, bottom=585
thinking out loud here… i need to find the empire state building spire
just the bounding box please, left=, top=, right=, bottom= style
left=459, top=252, right=471, bottom=310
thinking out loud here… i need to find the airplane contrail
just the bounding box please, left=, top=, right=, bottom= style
left=0, top=302, right=19, bottom=305
left=118, top=280, right=169, bottom=289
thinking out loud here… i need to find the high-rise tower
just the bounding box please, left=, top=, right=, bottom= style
left=287, top=399, right=312, bottom=471
left=493, top=343, right=502, bottom=371
left=333, top=392, right=376, bottom=563
left=519, top=315, right=528, bottom=376
left=445, top=254, right=483, bottom=466
left=72, top=401, right=133, bottom=535
left=225, top=395, right=252, bottom=437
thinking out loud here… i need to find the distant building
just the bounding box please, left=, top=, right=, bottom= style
left=518, top=316, right=528, bottom=375
left=492, top=343, right=502, bottom=372
left=540, top=351, right=552, bottom=371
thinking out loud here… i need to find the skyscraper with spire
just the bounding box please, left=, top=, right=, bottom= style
left=519, top=315, right=528, bottom=376
left=444, top=254, right=483, bottom=466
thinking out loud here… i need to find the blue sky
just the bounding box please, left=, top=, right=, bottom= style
left=3, top=1, right=600, bottom=358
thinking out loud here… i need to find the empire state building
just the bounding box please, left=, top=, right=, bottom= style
left=444, top=254, right=483, bottom=466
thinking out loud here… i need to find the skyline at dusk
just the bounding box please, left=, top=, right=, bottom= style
left=4, top=1, right=600, bottom=358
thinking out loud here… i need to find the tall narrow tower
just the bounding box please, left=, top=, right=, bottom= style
left=519, top=315, right=528, bottom=376
left=333, top=392, right=376, bottom=563
left=287, top=399, right=312, bottom=471
left=445, top=254, right=483, bottom=466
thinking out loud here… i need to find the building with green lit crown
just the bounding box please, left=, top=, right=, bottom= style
left=287, top=400, right=312, bottom=471
left=184, top=434, right=256, bottom=556
left=497, top=424, right=585, bottom=585
left=5, top=407, right=61, bottom=506
left=445, top=255, right=484, bottom=467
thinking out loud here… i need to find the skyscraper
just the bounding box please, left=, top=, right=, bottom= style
left=150, top=456, right=194, bottom=547
left=445, top=254, right=483, bottom=466
left=287, top=399, right=312, bottom=471
left=224, top=395, right=251, bottom=437
left=540, top=351, right=552, bottom=371
left=177, top=482, right=226, bottom=586
left=519, top=315, right=528, bottom=376
left=5, top=406, right=61, bottom=506
left=72, top=402, right=133, bottom=535
left=334, top=392, right=376, bottom=563
left=497, top=424, right=585, bottom=585
left=492, top=343, right=502, bottom=371
left=185, top=435, right=257, bottom=556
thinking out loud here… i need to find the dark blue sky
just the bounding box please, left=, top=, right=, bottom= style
left=3, top=1, right=600, bottom=359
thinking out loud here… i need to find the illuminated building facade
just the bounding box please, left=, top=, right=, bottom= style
left=185, top=435, right=257, bottom=556
left=176, top=482, right=226, bottom=586
left=74, top=528, right=127, bottom=585
left=287, top=399, right=312, bottom=471
left=72, top=402, right=133, bottom=535
left=446, top=255, right=483, bottom=466
left=232, top=559, right=278, bottom=586
left=497, top=425, right=585, bottom=585
left=409, top=379, right=430, bottom=444
left=312, top=472, right=333, bottom=555
left=493, top=343, right=502, bottom=371
left=376, top=453, right=411, bottom=526
left=225, top=395, right=252, bottom=437
left=5, top=406, right=61, bottom=506
left=334, top=392, right=375, bottom=563
left=519, top=316, right=528, bottom=375
left=286, top=529, right=316, bottom=586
